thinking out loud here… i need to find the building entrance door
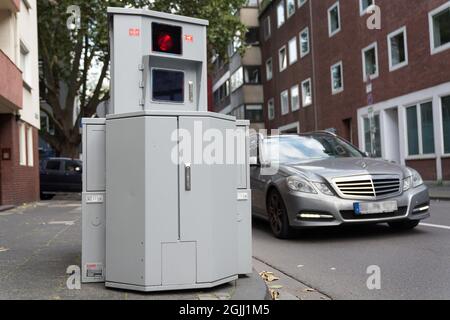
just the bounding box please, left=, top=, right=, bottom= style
left=384, top=108, right=401, bottom=164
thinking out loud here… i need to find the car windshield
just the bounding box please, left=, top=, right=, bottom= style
left=262, top=134, right=363, bottom=164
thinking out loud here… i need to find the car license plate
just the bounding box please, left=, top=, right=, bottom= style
left=353, top=201, right=398, bottom=215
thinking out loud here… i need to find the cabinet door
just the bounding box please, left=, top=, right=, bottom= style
left=178, top=117, right=238, bottom=283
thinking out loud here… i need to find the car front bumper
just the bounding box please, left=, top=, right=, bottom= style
left=279, top=184, right=430, bottom=228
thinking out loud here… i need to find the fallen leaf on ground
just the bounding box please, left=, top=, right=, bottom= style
left=269, top=285, right=283, bottom=290
left=304, top=288, right=316, bottom=292
left=270, top=289, right=280, bottom=300
left=259, top=271, right=280, bottom=282
left=0, top=247, right=10, bottom=253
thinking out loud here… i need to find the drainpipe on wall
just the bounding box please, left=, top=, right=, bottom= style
left=309, top=0, right=319, bottom=131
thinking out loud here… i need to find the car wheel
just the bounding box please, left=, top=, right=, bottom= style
left=267, top=189, right=293, bottom=239
left=388, top=220, right=420, bottom=231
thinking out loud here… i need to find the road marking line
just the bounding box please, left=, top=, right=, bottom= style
left=420, top=223, right=450, bottom=230
left=48, top=221, right=75, bottom=226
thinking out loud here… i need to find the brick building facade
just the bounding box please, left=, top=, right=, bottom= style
left=0, top=0, right=40, bottom=205
left=259, top=0, right=450, bottom=181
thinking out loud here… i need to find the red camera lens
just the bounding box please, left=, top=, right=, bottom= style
left=157, top=33, right=174, bottom=52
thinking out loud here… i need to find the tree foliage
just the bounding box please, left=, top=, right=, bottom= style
left=38, top=0, right=246, bottom=157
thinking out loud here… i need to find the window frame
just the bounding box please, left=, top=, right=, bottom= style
left=361, top=42, right=379, bottom=81
left=441, top=95, right=450, bottom=156
left=266, top=57, right=273, bottom=81
left=405, top=101, right=436, bottom=158
left=286, top=0, right=296, bottom=19
left=298, top=0, right=307, bottom=9
left=299, top=27, right=310, bottom=58
left=279, top=45, right=288, bottom=72
left=330, top=61, right=344, bottom=95
left=281, top=89, right=290, bottom=115
left=387, top=26, right=409, bottom=72
left=18, top=122, right=27, bottom=166
left=27, top=126, right=33, bottom=167
left=328, top=1, right=341, bottom=38
left=288, top=37, right=298, bottom=65
left=428, top=1, right=450, bottom=55
left=277, top=0, right=286, bottom=28
left=301, top=78, right=312, bottom=107
left=263, top=15, right=272, bottom=41
left=268, top=98, right=275, bottom=121
left=359, top=0, right=374, bottom=16
left=291, top=84, right=300, bottom=112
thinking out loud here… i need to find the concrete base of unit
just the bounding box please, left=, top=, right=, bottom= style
left=105, top=275, right=239, bottom=293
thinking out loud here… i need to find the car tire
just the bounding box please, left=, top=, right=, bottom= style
left=40, top=193, right=55, bottom=201
left=388, top=220, right=420, bottom=231
left=267, top=189, right=294, bottom=239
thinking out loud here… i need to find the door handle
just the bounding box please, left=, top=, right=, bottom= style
left=185, top=163, right=191, bottom=191
left=188, top=81, right=194, bottom=103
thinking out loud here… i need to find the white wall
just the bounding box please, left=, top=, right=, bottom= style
left=17, top=0, right=40, bottom=129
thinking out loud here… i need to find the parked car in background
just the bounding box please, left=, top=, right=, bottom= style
left=40, top=158, right=82, bottom=199
left=250, top=132, right=430, bottom=239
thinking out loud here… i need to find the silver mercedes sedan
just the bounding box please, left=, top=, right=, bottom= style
left=250, top=132, right=430, bottom=239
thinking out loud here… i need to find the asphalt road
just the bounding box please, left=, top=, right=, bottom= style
left=253, top=200, right=450, bottom=300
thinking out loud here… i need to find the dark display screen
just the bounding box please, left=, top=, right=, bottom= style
left=152, top=69, right=184, bottom=103
left=152, top=22, right=182, bottom=55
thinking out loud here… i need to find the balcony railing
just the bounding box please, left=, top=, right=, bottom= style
left=0, top=49, right=23, bottom=110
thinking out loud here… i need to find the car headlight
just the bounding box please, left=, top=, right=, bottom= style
left=403, top=168, right=423, bottom=191
left=287, top=176, right=317, bottom=194
left=313, top=182, right=334, bottom=196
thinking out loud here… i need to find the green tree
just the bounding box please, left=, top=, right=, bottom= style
left=38, top=0, right=246, bottom=157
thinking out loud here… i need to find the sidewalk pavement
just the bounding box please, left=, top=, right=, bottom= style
left=0, top=199, right=268, bottom=300
left=426, top=183, right=450, bottom=201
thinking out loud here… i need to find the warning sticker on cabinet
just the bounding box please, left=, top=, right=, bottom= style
left=85, top=263, right=104, bottom=279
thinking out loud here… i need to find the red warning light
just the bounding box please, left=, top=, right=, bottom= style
left=157, top=33, right=174, bottom=52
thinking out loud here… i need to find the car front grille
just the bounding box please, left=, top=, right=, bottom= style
left=333, top=175, right=401, bottom=200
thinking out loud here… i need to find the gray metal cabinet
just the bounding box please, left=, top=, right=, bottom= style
left=105, top=112, right=238, bottom=291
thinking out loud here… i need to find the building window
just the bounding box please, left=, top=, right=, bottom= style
left=299, top=27, right=310, bottom=57
left=231, top=105, right=246, bottom=120
left=19, top=122, right=26, bottom=166
left=298, top=0, right=307, bottom=8
left=291, top=85, right=300, bottom=111
left=20, top=42, right=31, bottom=87
left=246, top=105, right=264, bottom=122
left=246, top=28, right=260, bottom=46
left=429, top=2, right=450, bottom=54
left=246, top=0, right=259, bottom=6
left=328, top=2, right=341, bottom=37
left=263, top=16, right=271, bottom=40
left=288, top=37, right=298, bottom=65
left=360, top=0, right=374, bottom=15
left=268, top=98, right=275, bottom=120
left=231, top=67, right=244, bottom=92
left=331, top=61, right=344, bottom=94
left=279, top=46, right=287, bottom=72
left=213, top=80, right=230, bottom=105
left=362, top=42, right=379, bottom=81
left=281, top=90, right=290, bottom=115
left=287, top=0, right=296, bottom=18
left=230, top=31, right=242, bottom=55
left=388, top=27, right=408, bottom=71
left=27, top=126, right=34, bottom=167
left=277, top=1, right=286, bottom=28
left=442, top=95, right=450, bottom=154
left=364, top=115, right=382, bottom=158
left=244, top=66, right=261, bottom=84
left=406, top=102, right=435, bottom=156
left=266, top=58, right=273, bottom=81
left=301, top=78, right=312, bottom=107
